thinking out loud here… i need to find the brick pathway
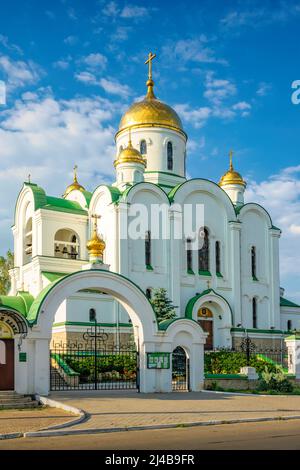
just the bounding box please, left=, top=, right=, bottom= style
left=0, top=407, right=77, bottom=434
left=49, top=390, right=300, bottom=430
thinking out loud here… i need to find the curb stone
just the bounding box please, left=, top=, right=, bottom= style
left=23, top=414, right=300, bottom=439
left=35, top=395, right=88, bottom=430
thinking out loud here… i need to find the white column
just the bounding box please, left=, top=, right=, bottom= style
left=169, top=206, right=182, bottom=315
left=34, top=339, right=50, bottom=395
left=189, top=343, right=205, bottom=391
left=117, top=202, right=129, bottom=276
left=285, top=335, right=300, bottom=378
left=229, top=222, right=242, bottom=327
left=269, top=229, right=281, bottom=329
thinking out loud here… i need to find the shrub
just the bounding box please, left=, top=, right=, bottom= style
left=258, top=367, right=294, bottom=393
left=205, top=349, right=280, bottom=375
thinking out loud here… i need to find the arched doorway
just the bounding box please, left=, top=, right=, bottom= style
left=197, top=307, right=213, bottom=350
left=0, top=322, right=14, bottom=390
left=0, top=310, right=28, bottom=391
left=172, top=346, right=189, bottom=391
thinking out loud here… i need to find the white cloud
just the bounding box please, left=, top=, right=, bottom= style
left=0, top=35, right=23, bottom=55
left=204, top=73, right=237, bottom=106
left=0, top=55, right=43, bottom=91
left=245, top=166, right=300, bottom=299
left=120, top=5, right=149, bottom=19
left=174, top=104, right=211, bottom=128
left=256, top=81, right=272, bottom=96
left=53, top=58, right=71, bottom=70
left=99, top=78, right=131, bottom=98
left=75, top=71, right=97, bottom=85
left=220, top=3, right=300, bottom=30
left=64, top=35, right=78, bottom=46
left=81, top=53, right=107, bottom=71
left=162, top=36, right=227, bottom=66
left=0, top=91, right=120, bottom=252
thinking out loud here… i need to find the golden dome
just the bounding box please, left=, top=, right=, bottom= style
left=64, top=165, right=85, bottom=198
left=114, top=135, right=146, bottom=167
left=87, top=216, right=106, bottom=260
left=219, top=151, right=246, bottom=187
left=116, top=53, right=186, bottom=138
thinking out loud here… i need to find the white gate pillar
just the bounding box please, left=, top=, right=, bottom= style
left=285, top=335, right=300, bottom=378
left=34, top=339, right=50, bottom=395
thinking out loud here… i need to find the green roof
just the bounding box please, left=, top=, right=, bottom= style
left=0, top=291, right=34, bottom=317
left=42, top=271, right=68, bottom=282
left=22, top=183, right=88, bottom=216
left=280, top=296, right=300, bottom=308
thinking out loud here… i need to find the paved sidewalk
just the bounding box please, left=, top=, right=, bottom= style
left=0, top=407, right=77, bottom=435
left=48, top=390, right=300, bottom=431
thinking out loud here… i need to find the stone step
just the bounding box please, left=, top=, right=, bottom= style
left=0, top=396, right=33, bottom=404
left=0, top=401, right=39, bottom=410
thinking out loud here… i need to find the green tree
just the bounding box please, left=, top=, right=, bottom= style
left=150, top=288, right=177, bottom=323
left=0, top=250, right=14, bottom=295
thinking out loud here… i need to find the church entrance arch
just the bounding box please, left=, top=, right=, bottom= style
left=172, top=346, right=189, bottom=391
left=197, top=307, right=213, bottom=350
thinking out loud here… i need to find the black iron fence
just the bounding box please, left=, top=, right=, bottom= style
left=50, top=346, right=139, bottom=391
left=172, top=346, right=190, bottom=391
left=205, top=338, right=288, bottom=376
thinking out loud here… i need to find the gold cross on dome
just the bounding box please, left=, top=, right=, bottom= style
left=91, top=213, right=101, bottom=231
left=229, top=149, right=234, bottom=171
left=145, top=52, right=156, bottom=80
left=73, top=164, right=78, bottom=182
left=28, top=174, right=31, bottom=183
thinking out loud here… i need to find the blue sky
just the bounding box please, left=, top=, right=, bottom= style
left=0, top=0, right=300, bottom=300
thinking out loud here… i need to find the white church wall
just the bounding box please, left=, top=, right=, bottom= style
left=280, top=308, right=300, bottom=331
left=116, top=127, right=186, bottom=180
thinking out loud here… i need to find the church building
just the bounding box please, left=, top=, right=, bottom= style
left=1, top=52, right=300, bottom=355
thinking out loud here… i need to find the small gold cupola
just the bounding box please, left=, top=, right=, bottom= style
left=219, top=150, right=246, bottom=188
left=114, top=129, right=146, bottom=168
left=219, top=150, right=246, bottom=206
left=63, top=165, right=85, bottom=198
left=86, top=215, right=106, bottom=263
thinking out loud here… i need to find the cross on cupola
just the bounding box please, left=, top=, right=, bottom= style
left=145, top=52, right=156, bottom=81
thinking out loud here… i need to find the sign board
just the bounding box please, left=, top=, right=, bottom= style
left=19, top=352, right=27, bottom=362
left=147, top=352, right=170, bottom=369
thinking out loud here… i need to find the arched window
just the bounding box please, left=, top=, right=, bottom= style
left=146, top=288, right=152, bottom=299
left=145, top=231, right=151, bottom=266
left=252, top=298, right=257, bottom=328
left=251, top=246, right=257, bottom=279
left=24, top=217, right=33, bottom=263
left=140, top=140, right=147, bottom=155
left=167, top=142, right=173, bottom=170
left=287, top=320, right=292, bottom=331
left=215, top=241, right=221, bottom=274
left=54, top=229, right=80, bottom=260
left=198, top=228, right=209, bottom=272
left=186, top=238, right=193, bottom=272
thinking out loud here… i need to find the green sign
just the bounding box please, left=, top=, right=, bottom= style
left=19, top=352, right=27, bottom=362
left=147, top=352, right=170, bottom=369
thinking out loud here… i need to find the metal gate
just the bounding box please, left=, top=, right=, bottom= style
left=172, top=346, right=189, bottom=391
left=50, top=325, right=139, bottom=391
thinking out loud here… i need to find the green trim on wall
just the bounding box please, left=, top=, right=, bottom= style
left=231, top=327, right=289, bottom=335
left=146, top=264, right=154, bottom=271
left=187, top=268, right=195, bottom=275
left=185, top=288, right=233, bottom=323
left=42, top=271, right=68, bottom=282
left=205, top=373, right=248, bottom=380
left=53, top=321, right=133, bottom=328
left=26, top=269, right=158, bottom=328
left=198, top=270, right=211, bottom=277
left=216, top=272, right=223, bottom=278
left=144, top=170, right=185, bottom=179
left=280, top=297, right=300, bottom=308
left=252, top=275, right=259, bottom=282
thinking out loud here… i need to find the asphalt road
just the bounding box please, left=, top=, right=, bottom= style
left=1, top=419, right=300, bottom=450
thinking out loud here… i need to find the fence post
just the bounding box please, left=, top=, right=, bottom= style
left=285, top=334, right=300, bottom=378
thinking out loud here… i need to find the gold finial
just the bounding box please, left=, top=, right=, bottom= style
left=128, top=127, right=132, bottom=147
left=73, top=164, right=78, bottom=183
left=229, top=150, right=234, bottom=171
left=87, top=214, right=105, bottom=262
left=28, top=174, right=31, bottom=184
left=145, top=51, right=156, bottom=81
left=145, top=52, right=156, bottom=100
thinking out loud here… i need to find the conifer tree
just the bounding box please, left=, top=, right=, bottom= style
left=150, top=288, right=177, bottom=323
